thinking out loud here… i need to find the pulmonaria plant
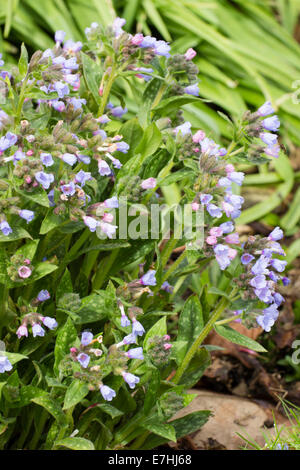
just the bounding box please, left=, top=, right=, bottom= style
left=0, top=18, right=288, bottom=450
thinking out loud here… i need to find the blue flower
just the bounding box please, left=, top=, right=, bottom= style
left=53, top=81, right=69, bottom=98
left=268, top=226, right=283, bottom=241
left=61, top=182, right=76, bottom=196
left=19, top=210, right=35, bottom=223
left=122, top=372, right=140, bottom=389
left=37, top=290, right=50, bottom=302
left=262, top=116, right=280, bottom=132
left=213, top=244, right=231, bottom=271
left=174, top=121, right=192, bottom=136
left=35, top=171, right=54, bottom=190
left=0, top=132, right=17, bottom=152
left=40, top=153, right=54, bottom=167
left=55, top=30, right=66, bottom=43
left=42, top=317, right=58, bottom=330
left=257, top=101, right=274, bottom=117
left=140, top=270, right=156, bottom=286
left=77, top=353, right=90, bottom=368
left=207, top=203, right=222, bottom=218
left=184, top=84, right=199, bottom=96
left=83, top=216, right=99, bottom=232
left=62, top=153, right=77, bottom=166
left=0, top=220, right=12, bottom=236
left=81, top=331, right=93, bottom=346
left=154, top=40, right=171, bottom=57
left=75, top=170, right=92, bottom=187
left=0, top=355, right=13, bottom=373
left=32, top=323, right=45, bottom=337
left=126, top=347, right=144, bottom=360
left=100, top=385, right=116, bottom=401
left=241, top=253, right=254, bottom=265
left=132, top=320, right=145, bottom=337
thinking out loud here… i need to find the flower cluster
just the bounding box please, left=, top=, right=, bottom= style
left=17, top=290, right=57, bottom=338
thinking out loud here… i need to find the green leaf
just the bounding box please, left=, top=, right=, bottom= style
left=74, top=291, right=116, bottom=324
left=18, top=43, right=28, bottom=77
left=160, top=169, right=194, bottom=186
left=97, top=403, right=124, bottom=418
left=81, top=51, right=101, bottom=104
left=40, top=212, right=63, bottom=234
left=56, top=269, right=73, bottom=302
left=4, top=352, right=28, bottom=366
left=118, top=118, right=143, bottom=158
left=55, top=436, right=95, bottom=450
left=0, top=227, right=32, bottom=243
left=214, top=325, right=267, bottom=352
left=153, top=95, right=200, bottom=114
left=176, top=296, right=203, bottom=362
left=135, top=123, right=162, bottom=159
left=143, top=417, right=176, bottom=443
left=63, top=380, right=89, bottom=410
left=178, top=349, right=211, bottom=387
left=54, top=318, right=77, bottom=376
left=15, top=187, right=50, bottom=208
left=15, top=239, right=39, bottom=261
left=31, top=395, right=67, bottom=427
left=143, top=317, right=167, bottom=352
left=144, top=368, right=161, bottom=415
left=142, top=410, right=211, bottom=449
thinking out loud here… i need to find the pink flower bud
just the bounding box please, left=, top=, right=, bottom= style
left=141, top=177, right=157, bottom=189
left=98, top=86, right=103, bottom=96
left=164, top=343, right=172, bottom=350
left=225, top=164, right=235, bottom=174
left=131, top=34, right=144, bottom=45
left=26, top=150, right=34, bottom=156
left=24, top=258, right=31, bottom=265
left=163, top=335, right=171, bottom=341
left=16, top=324, right=28, bottom=338
left=228, top=248, right=238, bottom=260
left=192, top=130, right=205, bottom=143
left=184, top=48, right=197, bottom=60
left=18, top=266, right=32, bottom=278
left=191, top=202, right=200, bottom=211
left=102, top=213, right=114, bottom=223
left=210, top=227, right=223, bottom=237
left=225, top=233, right=240, bottom=245
left=25, top=176, right=32, bottom=184
left=206, top=235, right=217, bottom=245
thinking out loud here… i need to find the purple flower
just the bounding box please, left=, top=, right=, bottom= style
left=77, top=353, right=90, bottom=368
left=99, top=222, right=117, bottom=239
left=259, top=132, right=278, bottom=146
left=81, top=331, right=93, bottom=346
left=184, top=84, right=199, bottom=96
left=0, top=132, right=17, bottom=151
left=116, top=141, right=129, bottom=153
left=122, top=333, right=137, bottom=345
left=161, top=281, right=173, bottom=293
left=241, top=253, right=254, bottom=265
left=200, top=194, right=213, bottom=205
left=61, top=182, right=76, bottom=196
left=16, top=325, right=28, bottom=338
left=228, top=171, right=244, bottom=186
left=78, top=154, right=91, bottom=165
left=140, top=270, right=156, bottom=286
left=55, top=30, right=66, bottom=43
left=218, top=177, right=231, bottom=188
left=140, top=36, right=156, bottom=48
left=262, top=116, right=280, bottom=132
left=63, top=40, right=82, bottom=53
left=0, top=356, right=13, bottom=373
left=270, top=259, right=287, bottom=272
left=154, top=40, right=171, bottom=57
left=100, top=385, right=116, bottom=401
left=250, top=275, right=267, bottom=289
left=51, top=100, right=65, bottom=112
left=220, top=221, right=234, bottom=234
left=112, top=17, right=126, bottom=36
left=32, top=323, right=45, bottom=337
left=254, top=287, right=273, bottom=303
left=174, top=121, right=192, bottom=136
left=75, top=170, right=92, bottom=187
left=54, top=81, right=69, bottom=98
left=121, top=313, right=131, bottom=328
left=0, top=220, right=12, bottom=236
left=265, top=144, right=280, bottom=158
left=40, top=153, right=54, bottom=167
left=268, top=226, right=283, bottom=241
left=132, top=319, right=145, bottom=337
left=104, top=196, right=119, bottom=209
left=122, top=372, right=140, bottom=389
left=19, top=210, right=35, bottom=223
left=35, top=171, right=54, bottom=190
left=62, top=153, right=77, bottom=166
left=110, top=106, right=127, bottom=118
left=213, top=244, right=231, bottom=270
left=83, top=216, right=99, bottom=232
left=282, top=277, right=290, bottom=286
left=37, top=290, right=50, bottom=302
left=251, top=255, right=270, bottom=275
left=141, top=178, right=157, bottom=189
left=42, top=317, right=58, bottom=329
left=207, top=203, right=222, bottom=218
left=64, top=57, right=79, bottom=71
left=98, top=160, right=112, bottom=176
left=273, top=292, right=284, bottom=306
left=257, top=101, right=275, bottom=117
left=256, top=313, right=275, bottom=332
left=126, top=347, right=144, bottom=360
left=69, top=97, right=86, bottom=110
